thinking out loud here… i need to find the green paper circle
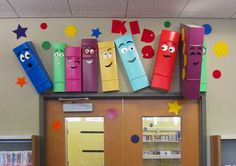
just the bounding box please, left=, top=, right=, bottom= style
left=42, top=41, right=51, bottom=50
left=164, top=21, right=171, bottom=28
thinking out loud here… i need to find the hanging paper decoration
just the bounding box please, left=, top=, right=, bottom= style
left=129, top=21, right=140, bottom=35
left=151, top=29, right=180, bottom=91
left=52, top=120, right=62, bottom=131
left=131, top=134, right=140, bottom=143
left=65, top=46, right=82, bottom=92
left=40, top=22, right=48, bottom=30
left=141, top=29, right=155, bottom=43
left=98, top=41, right=120, bottom=92
left=212, top=69, right=222, bottom=79
left=64, top=25, right=77, bottom=37
left=114, top=34, right=150, bottom=92
left=111, top=20, right=127, bottom=35
left=200, top=41, right=207, bottom=92
left=164, top=21, right=171, bottom=28
left=13, top=42, right=52, bottom=93
left=91, top=27, right=102, bottom=39
left=213, top=41, right=229, bottom=58
left=106, top=108, right=118, bottom=119
left=42, top=41, right=51, bottom=50
left=13, top=24, right=28, bottom=39
left=52, top=43, right=66, bottom=92
left=141, top=45, right=155, bottom=59
left=180, top=24, right=204, bottom=99
left=202, top=23, right=212, bottom=35
left=168, top=100, right=182, bottom=115
left=81, top=39, right=98, bottom=92
left=16, top=76, right=27, bottom=88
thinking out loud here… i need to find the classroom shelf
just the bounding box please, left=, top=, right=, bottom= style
left=143, top=140, right=180, bottom=143
left=143, top=154, right=181, bottom=160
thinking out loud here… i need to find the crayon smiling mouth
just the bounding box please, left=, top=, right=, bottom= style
left=71, top=66, right=77, bottom=69
left=86, top=60, right=93, bottom=64
left=105, top=62, right=113, bottom=68
left=193, top=62, right=199, bottom=65
left=163, top=55, right=171, bottom=58
left=128, top=57, right=136, bottom=63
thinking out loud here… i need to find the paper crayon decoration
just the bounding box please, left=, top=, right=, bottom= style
left=114, top=34, right=150, bottom=92
left=52, top=43, right=66, bottom=92
left=98, top=41, right=120, bottom=92
left=200, top=41, right=207, bottom=92
left=151, top=29, right=180, bottom=91
left=81, top=39, right=98, bottom=92
left=180, top=24, right=204, bottom=99
left=13, top=41, right=52, bottom=93
left=65, top=46, right=82, bottom=92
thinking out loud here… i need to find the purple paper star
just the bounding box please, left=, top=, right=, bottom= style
left=13, top=24, right=28, bottom=39
left=91, top=27, right=102, bottom=39
left=106, top=108, right=118, bottom=120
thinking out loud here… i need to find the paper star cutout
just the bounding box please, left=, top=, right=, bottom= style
left=168, top=100, right=183, bottom=115
left=16, top=76, right=27, bottom=88
left=213, top=41, right=229, bottom=58
left=64, top=25, right=77, bottom=37
left=106, top=108, right=118, bottom=119
left=91, top=27, right=102, bottom=39
left=13, top=24, right=28, bottom=39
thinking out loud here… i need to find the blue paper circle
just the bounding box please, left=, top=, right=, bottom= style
left=131, top=134, right=139, bottom=143
left=202, top=24, right=212, bottom=35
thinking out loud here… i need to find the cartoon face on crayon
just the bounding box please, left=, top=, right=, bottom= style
left=66, top=57, right=80, bottom=69
left=98, top=41, right=120, bottom=92
left=53, top=48, right=65, bottom=65
left=81, top=39, right=98, bottom=92
left=13, top=41, right=52, bottom=93
left=16, top=47, right=38, bottom=71
left=160, top=42, right=176, bottom=58
left=115, top=34, right=150, bottom=92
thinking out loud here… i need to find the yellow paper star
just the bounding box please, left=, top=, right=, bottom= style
left=168, top=100, right=182, bottom=115
left=64, top=25, right=77, bottom=37
left=213, top=41, right=229, bottom=58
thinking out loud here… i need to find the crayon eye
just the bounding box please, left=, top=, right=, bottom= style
left=54, top=52, right=60, bottom=56
left=60, top=53, right=64, bottom=57
left=197, top=52, right=202, bottom=56
left=121, top=48, right=128, bottom=54
left=85, top=48, right=89, bottom=54
left=161, top=44, right=168, bottom=51
left=20, top=54, right=25, bottom=62
left=128, top=46, right=134, bottom=51
left=202, top=47, right=207, bottom=55
left=169, top=46, right=175, bottom=53
left=90, top=49, right=94, bottom=54
left=67, top=58, right=72, bottom=63
left=108, top=52, right=112, bottom=58
left=24, top=51, right=30, bottom=59
left=190, top=52, right=195, bottom=56
left=103, top=52, right=107, bottom=59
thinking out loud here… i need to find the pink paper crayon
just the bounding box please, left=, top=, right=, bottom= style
left=65, top=46, right=82, bottom=92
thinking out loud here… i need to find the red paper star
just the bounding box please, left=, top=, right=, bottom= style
left=16, top=76, right=27, bottom=87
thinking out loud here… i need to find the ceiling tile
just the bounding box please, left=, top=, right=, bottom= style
left=69, top=0, right=127, bottom=17
left=8, top=0, right=72, bottom=17
left=181, top=0, right=236, bottom=18
left=0, top=0, right=17, bottom=18
left=127, top=0, right=189, bottom=17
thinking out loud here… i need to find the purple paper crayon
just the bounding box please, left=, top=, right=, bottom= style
left=81, top=39, right=98, bottom=92
left=180, top=24, right=204, bottom=99
left=65, top=46, right=82, bottom=92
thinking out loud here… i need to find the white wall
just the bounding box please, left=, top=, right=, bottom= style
left=0, top=18, right=236, bottom=165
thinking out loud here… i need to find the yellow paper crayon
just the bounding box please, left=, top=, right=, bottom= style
left=98, top=41, right=120, bottom=92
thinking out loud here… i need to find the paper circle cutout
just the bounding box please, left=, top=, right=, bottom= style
left=213, top=70, right=221, bottom=79
left=42, top=41, right=51, bottom=50
left=164, top=21, right=171, bottom=28
left=142, top=45, right=155, bottom=59
left=202, top=24, right=212, bottom=35
left=40, top=23, right=48, bottom=30
left=52, top=121, right=62, bottom=131
left=131, top=134, right=139, bottom=143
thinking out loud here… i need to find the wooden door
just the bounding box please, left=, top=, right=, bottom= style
left=123, top=99, right=200, bottom=166
left=44, top=99, right=123, bottom=166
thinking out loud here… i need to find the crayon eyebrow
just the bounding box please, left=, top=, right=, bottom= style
left=198, top=47, right=202, bottom=50
left=23, top=48, right=29, bottom=51
left=17, top=52, right=22, bottom=56
left=118, top=43, right=125, bottom=48
left=107, top=48, right=112, bottom=51
left=126, top=41, right=133, bottom=44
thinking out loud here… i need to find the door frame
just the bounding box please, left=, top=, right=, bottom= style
left=39, top=92, right=206, bottom=166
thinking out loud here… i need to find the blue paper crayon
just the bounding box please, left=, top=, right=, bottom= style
left=13, top=41, right=52, bottom=93
left=114, top=34, right=150, bottom=92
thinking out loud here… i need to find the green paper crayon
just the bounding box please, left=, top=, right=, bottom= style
left=200, top=41, right=207, bottom=92
left=52, top=43, right=66, bottom=92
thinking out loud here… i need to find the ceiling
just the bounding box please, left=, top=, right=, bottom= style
left=1, top=0, right=236, bottom=18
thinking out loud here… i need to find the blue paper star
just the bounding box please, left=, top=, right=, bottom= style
left=13, top=24, right=28, bottom=39
left=91, top=27, right=102, bottom=39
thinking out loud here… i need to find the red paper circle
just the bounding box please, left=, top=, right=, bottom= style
left=213, top=70, right=221, bottom=79
left=52, top=121, right=62, bottom=131
left=40, top=23, right=48, bottom=30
